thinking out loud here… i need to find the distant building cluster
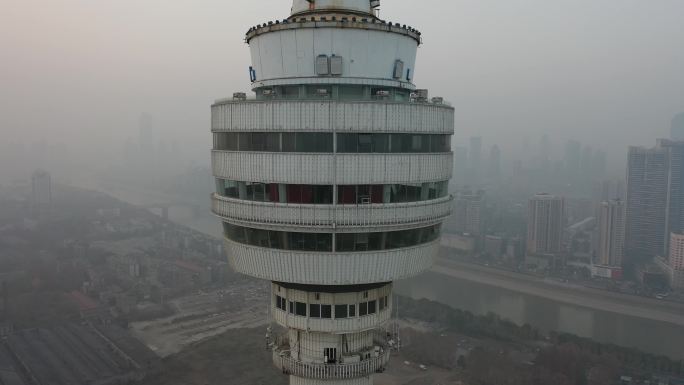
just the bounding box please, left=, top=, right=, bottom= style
left=444, top=112, right=684, bottom=292
left=626, top=138, right=684, bottom=289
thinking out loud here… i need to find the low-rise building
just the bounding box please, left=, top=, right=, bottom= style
left=483, top=235, right=504, bottom=258
left=441, top=233, right=476, bottom=253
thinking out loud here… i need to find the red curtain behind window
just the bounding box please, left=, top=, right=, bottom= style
left=269, top=184, right=279, bottom=202
left=301, top=186, right=314, bottom=203
left=339, top=186, right=356, bottom=204
left=287, top=185, right=302, bottom=203
left=371, top=185, right=384, bottom=203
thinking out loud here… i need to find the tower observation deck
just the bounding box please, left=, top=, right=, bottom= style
left=210, top=1, right=454, bottom=384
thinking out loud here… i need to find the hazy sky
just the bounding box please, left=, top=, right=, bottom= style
left=1, top=0, right=683, bottom=172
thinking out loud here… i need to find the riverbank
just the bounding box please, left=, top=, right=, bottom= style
left=434, top=255, right=684, bottom=327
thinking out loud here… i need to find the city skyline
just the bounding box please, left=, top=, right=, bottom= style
left=3, top=0, right=684, bottom=181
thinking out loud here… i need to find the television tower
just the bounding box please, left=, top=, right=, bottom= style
left=210, top=1, right=454, bottom=383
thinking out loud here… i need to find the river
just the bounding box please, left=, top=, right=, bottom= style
left=397, top=270, right=684, bottom=359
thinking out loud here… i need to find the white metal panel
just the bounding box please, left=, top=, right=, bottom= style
left=259, top=32, right=286, bottom=79
left=366, top=30, right=399, bottom=80
left=295, top=29, right=315, bottom=77
left=272, top=102, right=290, bottom=130
left=301, top=103, right=315, bottom=130
left=227, top=239, right=439, bottom=285
left=314, top=102, right=331, bottom=130
left=249, top=28, right=418, bottom=85
left=332, top=103, right=346, bottom=131
left=249, top=40, right=263, bottom=82
left=384, top=104, right=400, bottom=131
left=211, top=101, right=455, bottom=134
left=212, top=151, right=335, bottom=184
left=348, top=30, right=370, bottom=78
left=361, top=103, right=376, bottom=131
left=280, top=30, right=299, bottom=77
left=335, top=153, right=453, bottom=185
left=313, top=28, right=334, bottom=59
left=343, top=103, right=360, bottom=132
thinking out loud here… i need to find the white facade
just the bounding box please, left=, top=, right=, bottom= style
left=227, top=239, right=439, bottom=285
left=212, top=151, right=453, bottom=185
left=248, top=27, right=417, bottom=89
left=211, top=101, right=454, bottom=134
left=211, top=1, right=453, bottom=384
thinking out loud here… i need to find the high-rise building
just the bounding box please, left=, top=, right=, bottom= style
left=469, top=136, right=482, bottom=184
left=527, top=193, right=564, bottom=256
left=625, top=145, right=668, bottom=260
left=661, top=139, right=684, bottom=253
left=670, top=233, right=684, bottom=270
left=452, top=146, right=468, bottom=187
left=625, top=140, right=684, bottom=260
left=209, top=2, right=454, bottom=384
left=597, top=199, right=625, bottom=268
left=538, top=135, right=551, bottom=176
left=564, top=140, right=581, bottom=179
left=31, top=170, right=52, bottom=206
left=138, top=113, right=155, bottom=155
left=453, top=189, right=485, bottom=236
left=580, top=145, right=593, bottom=175
left=666, top=233, right=684, bottom=289
left=488, top=144, right=501, bottom=180
left=592, top=149, right=608, bottom=179
left=671, top=112, right=684, bottom=141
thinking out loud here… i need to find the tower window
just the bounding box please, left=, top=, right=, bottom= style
left=321, top=305, right=332, bottom=319
left=334, top=305, right=348, bottom=319
left=295, top=302, right=307, bottom=317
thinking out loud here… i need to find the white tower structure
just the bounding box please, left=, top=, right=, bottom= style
left=210, top=1, right=454, bottom=384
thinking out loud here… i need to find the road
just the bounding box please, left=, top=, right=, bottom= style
left=433, top=257, right=684, bottom=327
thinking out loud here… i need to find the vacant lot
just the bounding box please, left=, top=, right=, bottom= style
left=140, top=327, right=287, bottom=385
left=131, top=283, right=268, bottom=357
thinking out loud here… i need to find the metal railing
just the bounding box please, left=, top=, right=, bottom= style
left=211, top=193, right=452, bottom=228
left=272, top=337, right=391, bottom=380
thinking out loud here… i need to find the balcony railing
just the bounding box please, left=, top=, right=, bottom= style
left=272, top=336, right=391, bottom=380
left=211, top=193, right=452, bottom=228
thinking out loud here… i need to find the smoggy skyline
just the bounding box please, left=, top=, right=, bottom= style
left=1, top=0, right=683, bottom=176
